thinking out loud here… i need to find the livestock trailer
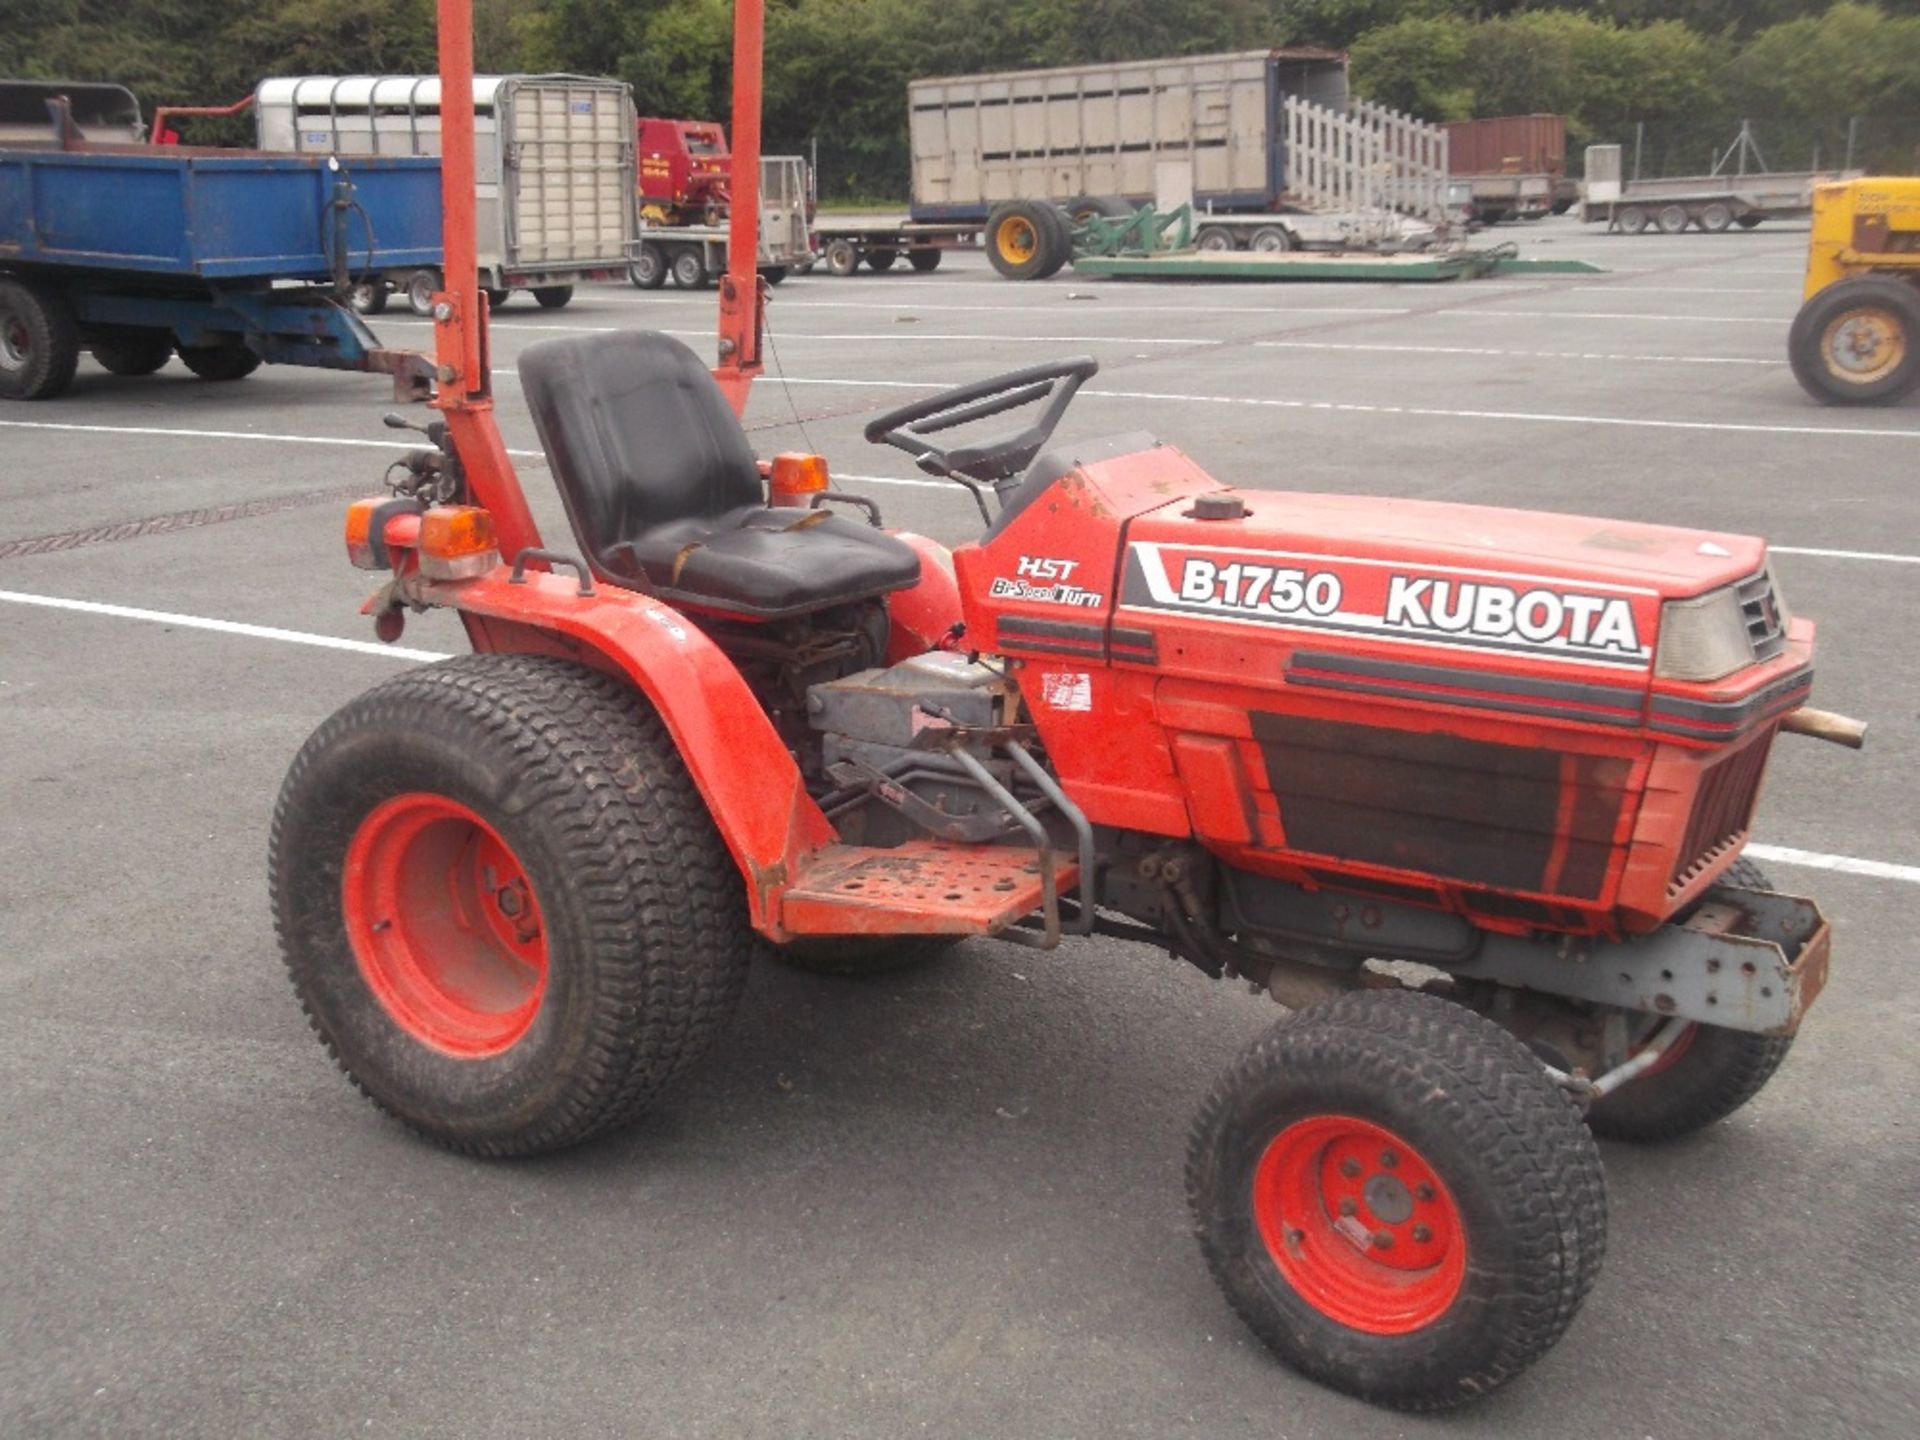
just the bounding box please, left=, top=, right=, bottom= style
left=255, top=74, right=638, bottom=313
left=907, top=49, right=1360, bottom=222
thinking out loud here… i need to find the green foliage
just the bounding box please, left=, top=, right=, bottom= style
left=4, top=1, right=1914, bottom=194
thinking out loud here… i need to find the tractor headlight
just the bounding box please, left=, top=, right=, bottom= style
left=1654, top=584, right=1753, bottom=682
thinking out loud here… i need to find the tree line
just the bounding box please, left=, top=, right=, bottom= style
left=7, top=2, right=1918, bottom=189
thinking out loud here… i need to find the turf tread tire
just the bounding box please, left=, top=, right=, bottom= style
left=1187, top=989, right=1606, bottom=1411
left=1587, top=857, right=1794, bottom=1142
left=270, top=654, right=756, bottom=1157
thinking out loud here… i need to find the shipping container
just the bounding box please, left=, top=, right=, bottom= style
left=1443, top=114, right=1566, bottom=178
left=255, top=74, right=638, bottom=313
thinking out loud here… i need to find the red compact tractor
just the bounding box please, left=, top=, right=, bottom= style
left=273, top=0, right=1861, bottom=1412
left=637, top=115, right=731, bottom=225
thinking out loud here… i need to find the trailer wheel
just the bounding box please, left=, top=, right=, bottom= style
left=670, top=248, right=708, bottom=289
left=1064, top=194, right=1134, bottom=224
left=0, top=278, right=80, bottom=401
left=772, top=936, right=959, bottom=977
left=985, top=201, right=1057, bottom=281
left=908, top=249, right=942, bottom=272
left=865, top=249, right=899, bottom=272
left=532, top=286, right=574, bottom=310
left=1736, top=215, right=1763, bottom=229
left=1188, top=990, right=1606, bottom=1411
left=178, top=343, right=262, bottom=382
left=89, top=329, right=174, bottom=378
left=349, top=279, right=389, bottom=315
left=1195, top=226, right=1236, bottom=253
left=1249, top=225, right=1295, bottom=254
left=405, top=268, right=443, bottom=317
left=1615, top=205, right=1648, bottom=235
left=1697, top=201, right=1735, bottom=233
left=760, top=266, right=787, bottom=286
left=484, top=288, right=511, bottom=311
left=1789, top=275, right=1920, bottom=405
left=1655, top=203, right=1690, bottom=235
left=270, top=654, right=755, bottom=1156
left=825, top=238, right=860, bottom=277
left=631, top=243, right=667, bottom=290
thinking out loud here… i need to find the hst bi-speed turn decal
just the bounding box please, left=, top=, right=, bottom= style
left=1122, top=541, right=1657, bottom=669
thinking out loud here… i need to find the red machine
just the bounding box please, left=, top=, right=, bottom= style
left=272, top=0, right=1857, bottom=1412
left=637, top=115, right=731, bottom=225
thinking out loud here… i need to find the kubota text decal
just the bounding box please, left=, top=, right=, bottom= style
left=1122, top=541, right=1654, bottom=668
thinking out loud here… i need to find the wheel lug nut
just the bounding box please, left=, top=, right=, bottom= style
left=1415, top=1182, right=1435, bottom=1201
left=1338, top=1198, right=1358, bottom=1217
left=1371, top=1231, right=1394, bottom=1250
left=1339, top=1158, right=1362, bottom=1179
left=1412, top=1224, right=1432, bottom=1243
left=1380, top=1150, right=1399, bottom=1169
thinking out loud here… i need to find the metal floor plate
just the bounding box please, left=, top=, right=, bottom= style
left=780, top=841, right=1079, bottom=937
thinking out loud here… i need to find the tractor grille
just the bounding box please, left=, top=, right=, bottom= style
left=1669, top=732, right=1773, bottom=893
left=1736, top=569, right=1787, bottom=663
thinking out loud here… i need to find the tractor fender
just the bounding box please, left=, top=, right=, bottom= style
left=423, top=568, right=835, bottom=932
left=885, top=531, right=964, bottom=663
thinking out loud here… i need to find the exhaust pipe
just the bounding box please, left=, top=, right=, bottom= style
left=1780, top=706, right=1868, bottom=749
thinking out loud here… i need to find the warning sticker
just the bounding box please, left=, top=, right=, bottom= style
left=1039, top=672, right=1094, bottom=712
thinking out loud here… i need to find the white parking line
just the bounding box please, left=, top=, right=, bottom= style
left=1, top=585, right=1911, bottom=885
left=0, top=417, right=545, bottom=459
left=1256, top=340, right=1782, bottom=366
left=1771, top=545, right=1920, bottom=565
left=1746, top=844, right=1920, bottom=885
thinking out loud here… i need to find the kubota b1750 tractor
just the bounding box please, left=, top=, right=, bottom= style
left=272, top=0, right=1862, bottom=1413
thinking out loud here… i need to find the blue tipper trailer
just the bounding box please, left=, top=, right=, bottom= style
left=0, top=136, right=443, bottom=400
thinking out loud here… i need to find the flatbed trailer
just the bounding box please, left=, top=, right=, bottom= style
left=0, top=137, right=439, bottom=400
left=1579, top=137, right=1855, bottom=234
left=809, top=218, right=977, bottom=275
left=628, top=156, right=815, bottom=289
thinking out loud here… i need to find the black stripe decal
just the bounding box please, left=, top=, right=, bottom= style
left=1290, top=651, right=1637, bottom=711
left=1288, top=671, right=1643, bottom=729
left=999, top=616, right=1107, bottom=645
left=1649, top=666, right=1814, bottom=728
left=999, top=635, right=1107, bottom=659
left=1109, top=625, right=1158, bottom=663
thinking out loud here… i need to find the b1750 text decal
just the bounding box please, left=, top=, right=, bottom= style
left=1124, top=542, right=1653, bottom=667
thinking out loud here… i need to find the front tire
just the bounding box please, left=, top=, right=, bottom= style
left=1188, top=990, right=1606, bottom=1411
left=270, top=655, right=755, bottom=1156
left=1789, top=275, right=1920, bottom=406
left=1587, top=858, right=1795, bottom=1141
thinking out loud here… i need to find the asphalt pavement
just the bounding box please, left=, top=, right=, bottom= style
left=2, top=216, right=1916, bottom=1438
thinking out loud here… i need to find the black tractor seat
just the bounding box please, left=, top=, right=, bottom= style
left=518, top=331, right=921, bottom=620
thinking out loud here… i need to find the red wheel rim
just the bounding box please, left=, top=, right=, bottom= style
left=1636, top=1020, right=1697, bottom=1079
left=1251, top=1115, right=1466, bottom=1335
left=342, top=793, right=549, bottom=1058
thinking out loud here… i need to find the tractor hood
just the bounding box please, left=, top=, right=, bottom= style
left=1138, top=489, right=1768, bottom=600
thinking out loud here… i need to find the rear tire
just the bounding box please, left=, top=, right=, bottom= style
left=1035, top=203, right=1074, bottom=279
left=1195, top=225, right=1236, bottom=253
left=907, top=249, right=942, bottom=272
left=177, top=342, right=262, bottom=382
left=865, top=249, right=898, bottom=272
left=1188, top=990, right=1606, bottom=1411
left=270, top=655, right=755, bottom=1156
left=532, top=285, right=574, bottom=310
left=0, top=277, right=81, bottom=400
left=772, top=936, right=959, bottom=977
left=89, top=329, right=173, bottom=377
left=1788, top=275, right=1920, bottom=406
left=1587, top=858, right=1795, bottom=1142
left=1249, top=225, right=1294, bottom=254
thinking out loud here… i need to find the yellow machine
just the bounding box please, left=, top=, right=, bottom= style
left=1789, top=176, right=1920, bottom=404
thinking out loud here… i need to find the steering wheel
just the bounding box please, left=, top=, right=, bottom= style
left=863, top=358, right=1098, bottom=506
